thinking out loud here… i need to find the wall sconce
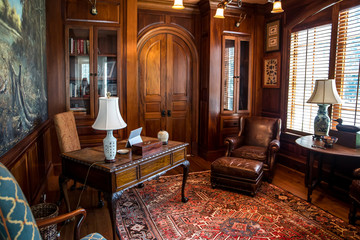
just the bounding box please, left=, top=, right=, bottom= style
left=235, top=13, right=246, bottom=27
left=214, top=0, right=243, bottom=18
left=89, top=0, right=97, bottom=15
left=269, top=0, right=284, bottom=13
left=172, top=0, right=185, bottom=9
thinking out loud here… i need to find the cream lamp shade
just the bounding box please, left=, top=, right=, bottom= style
left=214, top=7, right=225, bottom=18
left=92, top=95, right=127, bottom=162
left=172, top=0, right=185, bottom=9
left=271, top=0, right=284, bottom=13
left=307, top=79, right=342, bottom=104
left=307, top=79, right=342, bottom=137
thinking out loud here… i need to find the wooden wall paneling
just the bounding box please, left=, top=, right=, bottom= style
left=10, top=155, right=30, bottom=201
left=65, top=0, right=121, bottom=24
left=138, top=10, right=166, bottom=35
left=125, top=0, right=139, bottom=138
left=1, top=120, right=52, bottom=205
left=198, top=9, right=210, bottom=156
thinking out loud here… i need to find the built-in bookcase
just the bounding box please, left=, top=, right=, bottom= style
left=65, top=26, right=120, bottom=118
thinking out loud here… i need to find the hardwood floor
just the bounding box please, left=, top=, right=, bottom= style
left=45, top=156, right=352, bottom=239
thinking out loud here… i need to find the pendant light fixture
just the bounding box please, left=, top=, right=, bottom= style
left=270, top=0, right=284, bottom=13
left=172, top=0, right=185, bottom=9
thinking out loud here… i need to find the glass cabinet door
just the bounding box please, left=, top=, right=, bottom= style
left=96, top=29, right=118, bottom=98
left=238, top=40, right=249, bottom=111
left=223, top=38, right=236, bottom=112
left=67, top=27, right=92, bottom=116
left=221, top=35, right=250, bottom=114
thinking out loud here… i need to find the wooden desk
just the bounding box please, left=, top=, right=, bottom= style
left=296, top=135, right=360, bottom=202
left=59, top=137, right=189, bottom=240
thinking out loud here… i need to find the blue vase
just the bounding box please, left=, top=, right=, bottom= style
left=314, top=104, right=330, bottom=137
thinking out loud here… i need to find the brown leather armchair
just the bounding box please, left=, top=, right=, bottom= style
left=224, top=116, right=281, bottom=182
left=349, top=168, right=360, bottom=224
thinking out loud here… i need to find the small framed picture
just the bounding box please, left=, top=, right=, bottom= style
left=263, top=53, right=280, bottom=88
left=265, top=20, right=280, bottom=52
left=106, top=61, right=116, bottom=78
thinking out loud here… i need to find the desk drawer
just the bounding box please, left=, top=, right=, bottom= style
left=173, top=149, right=185, bottom=163
left=115, top=166, right=137, bottom=188
left=140, top=155, right=171, bottom=177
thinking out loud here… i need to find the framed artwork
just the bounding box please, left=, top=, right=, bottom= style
left=263, top=53, right=281, bottom=88
left=265, top=20, right=280, bottom=52
left=106, top=61, right=116, bottom=78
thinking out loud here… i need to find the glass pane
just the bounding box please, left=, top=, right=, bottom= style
left=97, top=30, right=117, bottom=97
left=238, top=41, right=249, bottom=111
left=69, top=28, right=90, bottom=115
left=223, top=39, right=235, bottom=111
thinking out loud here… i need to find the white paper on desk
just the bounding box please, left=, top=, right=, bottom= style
left=125, top=127, right=143, bottom=147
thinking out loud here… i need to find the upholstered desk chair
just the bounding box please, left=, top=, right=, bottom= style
left=349, top=168, right=360, bottom=224
left=54, top=111, right=103, bottom=208
left=0, top=163, right=106, bottom=240
left=224, top=116, right=281, bottom=182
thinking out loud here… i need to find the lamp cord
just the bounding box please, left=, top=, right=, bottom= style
left=75, top=161, right=103, bottom=210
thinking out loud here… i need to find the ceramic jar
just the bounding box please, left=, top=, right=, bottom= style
left=157, top=130, right=169, bottom=145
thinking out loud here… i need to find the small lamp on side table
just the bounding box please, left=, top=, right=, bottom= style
left=307, top=79, right=342, bottom=138
left=92, top=92, right=127, bottom=163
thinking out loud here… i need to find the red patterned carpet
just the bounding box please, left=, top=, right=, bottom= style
left=116, top=171, right=360, bottom=239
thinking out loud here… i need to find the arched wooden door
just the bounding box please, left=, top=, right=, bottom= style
left=138, top=31, right=195, bottom=148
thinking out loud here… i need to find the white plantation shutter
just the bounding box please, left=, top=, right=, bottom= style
left=332, top=5, right=360, bottom=128
left=287, top=24, right=332, bottom=133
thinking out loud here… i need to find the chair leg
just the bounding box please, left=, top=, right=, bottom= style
left=349, top=200, right=357, bottom=225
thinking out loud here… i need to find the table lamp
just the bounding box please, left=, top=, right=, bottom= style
left=307, top=79, right=342, bottom=137
left=92, top=93, right=127, bottom=162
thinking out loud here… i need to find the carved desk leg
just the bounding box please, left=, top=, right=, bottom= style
left=181, top=160, right=190, bottom=203
left=307, top=152, right=315, bottom=203
left=58, top=174, right=71, bottom=212
left=105, top=191, right=123, bottom=240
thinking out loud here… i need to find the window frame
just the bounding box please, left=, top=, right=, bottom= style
left=283, top=2, right=360, bottom=136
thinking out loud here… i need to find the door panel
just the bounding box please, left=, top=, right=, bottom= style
left=139, top=34, right=166, bottom=134
left=139, top=32, right=192, bottom=146
left=166, top=35, right=191, bottom=144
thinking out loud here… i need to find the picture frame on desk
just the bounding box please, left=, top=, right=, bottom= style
left=265, top=20, right=280, bottom=52
left=263, top=52, right=281, bottom=88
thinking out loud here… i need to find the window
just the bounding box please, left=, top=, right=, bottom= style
left=332, top=6, right=360, bottom=127
left=287, top=24, right=332, bottom=133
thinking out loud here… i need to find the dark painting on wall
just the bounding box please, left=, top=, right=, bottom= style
left=0, top=0, right=47, bottom=157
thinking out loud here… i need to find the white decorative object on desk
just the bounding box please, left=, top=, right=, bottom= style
left=157, top=130, right=169, bottom=145
left=92, top=92, right=127, bottom=162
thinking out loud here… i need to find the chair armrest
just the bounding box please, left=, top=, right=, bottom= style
left=37, top=208, right=86, bottom=240
left=354, top=168, right=360, bottom=179
left=268, top=139, right=280, bottom=153
left=224, top=136, right=244, bottom=156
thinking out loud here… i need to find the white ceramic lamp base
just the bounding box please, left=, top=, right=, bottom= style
left=103, top=130, right=117, bottom=163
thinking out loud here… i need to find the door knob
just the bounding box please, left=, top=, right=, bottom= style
left=167, top=110, right=172, bottom=117
left=161, top=110, right=166, bottom=117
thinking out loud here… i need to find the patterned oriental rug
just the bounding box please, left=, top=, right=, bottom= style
left=115, top=171, right=360, bottom=240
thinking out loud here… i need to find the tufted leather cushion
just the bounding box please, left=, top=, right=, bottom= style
left=54, top=111, right=81, bottom=153
left=0, top=163, right=41, bottom=240
left=211, top=157, right=263, bottom=180
left=242, top=116, right=279, bottom=148
left=81, top=232, right=106, bottom=239
left=231, top=145, right=267, bottom=161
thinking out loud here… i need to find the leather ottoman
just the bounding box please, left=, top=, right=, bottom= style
left=211, top=157, right=263, bottom=196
